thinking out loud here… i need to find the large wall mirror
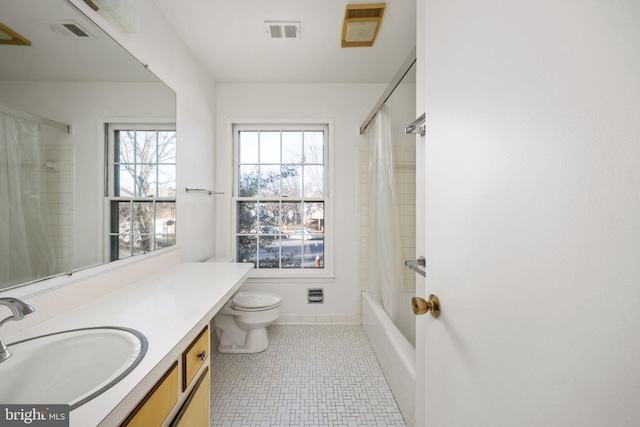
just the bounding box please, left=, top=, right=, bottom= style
left=0, top=0, right=177, bottom=292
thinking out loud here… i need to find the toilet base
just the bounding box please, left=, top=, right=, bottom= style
left=217, top=328, right=269, bottom=353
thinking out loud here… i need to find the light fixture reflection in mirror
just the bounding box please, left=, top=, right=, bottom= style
left=0, top=0, right=177, bottom=292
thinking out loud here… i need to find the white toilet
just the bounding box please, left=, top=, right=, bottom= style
left=213, top=291, right=282, bottom=353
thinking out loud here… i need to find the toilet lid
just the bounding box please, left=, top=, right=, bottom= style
left=231, top=292, right=281, bottom=309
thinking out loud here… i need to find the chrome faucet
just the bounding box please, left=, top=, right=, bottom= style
left=0, top=297, right=36, bottom=363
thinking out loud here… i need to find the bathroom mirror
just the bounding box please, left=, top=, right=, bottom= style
left=0, top=0, right=177, bottom=291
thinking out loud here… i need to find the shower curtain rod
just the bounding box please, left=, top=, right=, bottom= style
left=359, top=45, right=416, bottom=135
left=0, top=103, right=72, bottom=134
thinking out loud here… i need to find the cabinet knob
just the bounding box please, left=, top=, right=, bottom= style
left=197, top=350, right=207, bottom=361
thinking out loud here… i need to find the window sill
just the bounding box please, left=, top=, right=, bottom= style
left=244, top=271, right=335, bottom=284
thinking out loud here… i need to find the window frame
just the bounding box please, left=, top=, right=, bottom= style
left=105, top=122, right=177, bottom=261
left=231, top=120, right=335, bottom=280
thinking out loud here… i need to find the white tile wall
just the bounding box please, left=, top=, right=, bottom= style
left=45, top=145, right=75, bottom=273
left=273, top=315, right=362, bottom=326
left=357, top=146, right=416, bottom=292
left=210, top=325, right=407, bottom=427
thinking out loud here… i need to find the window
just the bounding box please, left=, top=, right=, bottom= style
left=234, top=124, right=327, bottom=271
left=106, top=124, right=176, bottom=260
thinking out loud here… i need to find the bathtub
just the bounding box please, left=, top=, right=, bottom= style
left=362, top=290, right=415, bottom=427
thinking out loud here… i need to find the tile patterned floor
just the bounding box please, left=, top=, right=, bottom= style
left=210, top=324, right=407, bottom=427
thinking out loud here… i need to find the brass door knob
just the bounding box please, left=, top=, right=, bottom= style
left=412, top=294, right=440, bottom=318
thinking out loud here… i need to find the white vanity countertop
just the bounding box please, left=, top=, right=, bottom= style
left=5, top=261, right=252, bottom=427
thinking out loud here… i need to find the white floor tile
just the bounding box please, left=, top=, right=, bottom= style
left=210, top=325, right=407, bottom=427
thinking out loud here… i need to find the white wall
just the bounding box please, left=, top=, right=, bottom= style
left=0, top=0, right=218, bottom=328
left=69, top=0, right=219, bottom=263
left=0, top=81, right=175, bottom=269
left=215, top=83, right=384, bottom=321
left=418, top=0, right=640, bottom=425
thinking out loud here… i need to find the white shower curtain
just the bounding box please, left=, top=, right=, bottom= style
left=0, top=112, right=55, bottom=288
left=367, top=104, right=405, bottom=324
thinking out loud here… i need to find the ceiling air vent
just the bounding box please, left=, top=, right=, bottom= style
left=341, top=3, right=385, bottom=48
left=46, top=21, right=95, bottom=39
left=265, top=21, right=301, bottom=40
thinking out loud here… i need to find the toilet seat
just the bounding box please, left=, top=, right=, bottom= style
left=230, top=292, right=281, bottom=311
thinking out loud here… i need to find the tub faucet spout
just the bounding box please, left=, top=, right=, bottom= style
left=0, top=297, right=36, bottom=363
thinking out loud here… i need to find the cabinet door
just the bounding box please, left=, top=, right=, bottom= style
left=171, top=367, right=210, bottom=427
left=121, top=362, right=178, bottom=427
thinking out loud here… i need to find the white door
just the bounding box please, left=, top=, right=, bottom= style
left=415, top=1, right=640, bottom=426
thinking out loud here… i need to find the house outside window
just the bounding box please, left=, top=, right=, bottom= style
left=234, top=124, right=328, bottom=272
left=106, top=124, right=176, bottom=260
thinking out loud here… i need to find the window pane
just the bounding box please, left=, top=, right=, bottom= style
left=157, top=131, right=177, bottom=163
left=239, top=165, right=259, bottom=197
left=281, top=238, right=303, bottom=269
left=156, top=234, right=176, bottom=250
left=259, top=165, right=281, bottom=197
left=118, top=165, right=135, bottom=197
left=117, top=130, right=135, bottom=163
left=118, top=201, right=132, bottom=234
left=115, top=200, right=134, bottom=259
left=303, top=165, right=324, bottom=197
left=282, top=131, right=302, bottom=163
left=237, top=235, right=257, bottom=266
left=305, top=202, right=324, bottom=233
left=260, top=131, right=280, bottom=164
left=140, top=165, right=157, bottom=196
left=136, top=130, right=158, bottom=164
left=281, top=202, right=302, bottom=233
left=304, top=131, right=324, bottom=164
left=303, top=237, right=324, bottom=268
left=237, top=202, right=257, bottom=233
left=259, top=202, right=280, bottom=232
left=281, top=165, right=302, bottom=198
left=136, top=235, right=153, bottom=254
left=156, top=202, right=176, bottom=234
left=132, top=201, right=154, bottom=252
left=239, top=131, right=259, bottom=164
left=157, top=165, right=177, bottom=197
left=118, top=235, right=133, bottom=259
left=257, top=235, right=282, bottom=268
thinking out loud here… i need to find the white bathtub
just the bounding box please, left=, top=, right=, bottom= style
left=362, top=290, right=415, bottom=427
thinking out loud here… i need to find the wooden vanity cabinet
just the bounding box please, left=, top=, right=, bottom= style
left=119, top=326, right=210, bottom=427
left=182, top=326, right=209, bottom=391
left=120, top=362, right=179, bottom=427
left=171, top=368, right=210, bottom=427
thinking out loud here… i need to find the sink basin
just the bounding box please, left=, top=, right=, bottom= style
left=0, top=327, right=147, bottom=410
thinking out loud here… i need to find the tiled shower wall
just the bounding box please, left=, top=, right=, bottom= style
left=358, top=146, right=416, bottom=293
left=44, top=145, right=75, bottom=272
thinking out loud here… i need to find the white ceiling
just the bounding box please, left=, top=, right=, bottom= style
left=0, top=0, right=157, bottom=82
left=151, top=0, right=416, bottom=84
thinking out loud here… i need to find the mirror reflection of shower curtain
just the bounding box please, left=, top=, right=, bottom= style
left=0, top=112, right=56, bottom=288
left=367, top=104, right=404, bottom=324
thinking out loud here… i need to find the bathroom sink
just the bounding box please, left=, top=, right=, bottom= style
left=0, top=327, right=147, bottom=410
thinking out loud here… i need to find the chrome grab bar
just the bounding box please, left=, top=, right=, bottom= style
left=185, top=186, right=224, bottom=195
left=404, top=113, right=425, bottom=136
left=404, top=256, right=426, bottom=277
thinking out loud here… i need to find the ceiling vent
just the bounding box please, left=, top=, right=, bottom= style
left=265, top=21, right=301, bottom=40
left=46, top=21, right=95, bottom=39
left=341, top=3, right=385, bottom=48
